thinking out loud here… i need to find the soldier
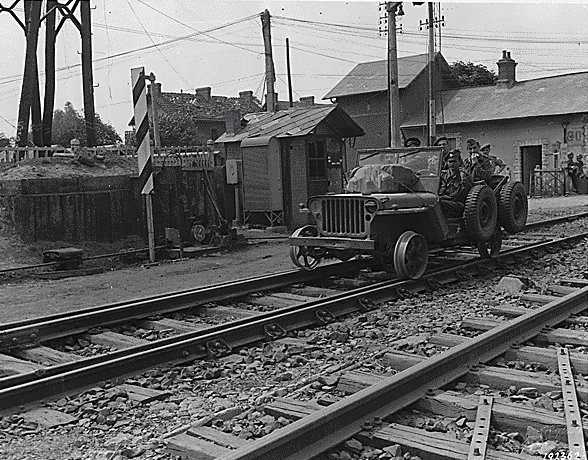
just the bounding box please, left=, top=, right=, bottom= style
left=464, top=138, right=493, bottom=184
left=439, top=149, right=473, bottom=218
left=480, top=143, right=506, bottom=174
left=435, top=136, right=452, bottom=170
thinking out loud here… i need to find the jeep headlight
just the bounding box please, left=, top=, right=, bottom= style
left=308, top=199, right=322, bottom=217
left=364, top=199, right=379, bottom=215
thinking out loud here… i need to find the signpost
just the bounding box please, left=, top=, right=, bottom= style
left=131, top=67, right=156, bottom=263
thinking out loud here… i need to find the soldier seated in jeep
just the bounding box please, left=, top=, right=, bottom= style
left=439, top=149, right=473, bottom=218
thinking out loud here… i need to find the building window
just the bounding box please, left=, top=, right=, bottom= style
left=308, top=141, right=326, bottom=178
left=211, top=128, right=218, bottom=140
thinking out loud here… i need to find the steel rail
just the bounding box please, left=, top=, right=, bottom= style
left=523, top=210, right=588, bottom=230
left=0, top=231, right=586, bottom=411
left=0, top=259, right=373, bottom=350
left=217, top=286, right=588, bottom=460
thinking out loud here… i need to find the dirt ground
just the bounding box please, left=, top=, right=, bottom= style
left=0, top=154, right=137, bottom=180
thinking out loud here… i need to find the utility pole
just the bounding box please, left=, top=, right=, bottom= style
left=384, top=2, right=403, bottom=148
left=80, top=0, right=96, bottom=147
left=286, top=38, right=293, bottom=108
left=427, top=2, right=435, bottom=146
left=261, top=9, right=277, bottom=112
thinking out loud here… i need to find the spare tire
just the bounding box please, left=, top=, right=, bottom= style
left=464, top=184, right=497, bottom=241
left=499, top=181, right=528, bottom=233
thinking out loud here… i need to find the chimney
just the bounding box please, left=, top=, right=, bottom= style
left=239, top=90, right=253, bottom=108
left=299, top=96, right=315, bottom=106
left=496, top=50, right=517, bottom=89
left=195, top=87, right=212, bottom=102
left=225, top=109, right=241, bottom=135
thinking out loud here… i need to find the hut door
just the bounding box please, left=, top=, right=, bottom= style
left=280, top=140, right=292, bottom=228
left=520, top=145, right=541, bottom=194
left=307, top=139, right=328, bottom=197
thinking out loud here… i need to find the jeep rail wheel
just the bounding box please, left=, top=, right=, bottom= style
left=393, top=230, right=428, bottom=280
left=476, top=227, right=502, bottom=258
left=289, top=226, right=322, bottom=270
left=499, top=181, right=528, bottom=233
left=464, top=184, right=497, bottom=241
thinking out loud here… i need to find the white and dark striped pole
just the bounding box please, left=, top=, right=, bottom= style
left=131, top=67, right=155, bottom=262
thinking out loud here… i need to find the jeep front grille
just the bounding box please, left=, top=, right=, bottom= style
left=319, top=197, right=369, bottom=237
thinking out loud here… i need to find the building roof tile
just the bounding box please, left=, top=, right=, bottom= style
left=323, top=54, right=430, bottom=99
left=216, top=105, right=364, bottom=143
left=401, top=71, right=588, bottom=126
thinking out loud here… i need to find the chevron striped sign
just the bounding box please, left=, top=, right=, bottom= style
left=131, top=67, right=153, bottom=195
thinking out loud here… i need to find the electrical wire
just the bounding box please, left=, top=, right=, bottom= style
left=135, top=0, right=260, bottom=55
left=126, top=0, right=192, bottom=88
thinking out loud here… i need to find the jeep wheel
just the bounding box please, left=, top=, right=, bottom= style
left=499, top=181, right=528, bottom=233
left=393, top=230, right=428, bottom=280
left=464, top=184, right=497, bottom=241
left=289, top=226, right=322, bottom=270
left=477, top=227, right=502, bottom=258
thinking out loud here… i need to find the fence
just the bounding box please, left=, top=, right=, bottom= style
left=529, top=169, right=566, bottom=197
left=0, top=145, right=216, bottom=170
left=0, top=167, right=233, bottom=244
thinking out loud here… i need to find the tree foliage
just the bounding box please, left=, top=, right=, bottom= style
left=449, top=61, right=497, bottom=87
left=52, top=101, right=121, bottom=147
left=156, top=112, right=202, bottom=147
left=0, top=132, right=10, bottom=147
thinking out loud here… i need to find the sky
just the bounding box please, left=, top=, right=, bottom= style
left=0, top=1, right=587, bottom=139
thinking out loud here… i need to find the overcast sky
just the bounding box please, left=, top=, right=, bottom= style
left=0, top=1, right=587, bottom=138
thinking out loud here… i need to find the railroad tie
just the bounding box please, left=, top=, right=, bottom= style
left=557, top=347, right=587, bottom=459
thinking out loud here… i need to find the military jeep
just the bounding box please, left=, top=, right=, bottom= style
left=289, top=147, right=528, bottom=279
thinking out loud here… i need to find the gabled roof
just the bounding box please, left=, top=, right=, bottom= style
left=323, top=53, right=431, bottom=99
left=401, top=71, right=588, bottom=127
left=216, top=105, right=364, bottom=143
left=154, top=92, right=262, bottom=120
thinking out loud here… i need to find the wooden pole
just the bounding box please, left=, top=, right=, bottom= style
left=286, top=38, right=293, bottom=108
left=261, top=9, right=277, bottom=111
left=427, top=2, right=436, bottom=146
left=145, top=194, right=156, bottom=263
left=80, top=0, right=97, bottom=146
left=16, top=0, right=42, bottom=147
left=386, top=2, right=401, bottom=148
left=42, top=0, right=57, bottom=146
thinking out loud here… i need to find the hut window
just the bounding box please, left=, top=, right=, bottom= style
left=308, top=141, right=326, bottom=178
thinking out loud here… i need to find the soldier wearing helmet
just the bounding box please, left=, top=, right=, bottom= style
left=439, top=149, right=473, bottom=217
left=464, top=138, right=493, bottom=184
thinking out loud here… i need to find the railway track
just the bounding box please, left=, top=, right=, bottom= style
left=214, top=278, right=588, bottom=460
left=0, top=213, right=587, bottom=458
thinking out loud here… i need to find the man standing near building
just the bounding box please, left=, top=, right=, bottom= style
left=464, top=138, right=493, bottom=184
left=566, top=152, right=580, bottom=193
left=481, top=143, right=506, bottom=174
left=439, top=149, right=473, bottom=217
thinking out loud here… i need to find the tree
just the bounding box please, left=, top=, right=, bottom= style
left=156, top=112, right=202, bottom=147
left=0, top=132, right=10, bottom=148
left=449, top=61, right=497, bottom=87
left=51, top=102, right=121, bottom=147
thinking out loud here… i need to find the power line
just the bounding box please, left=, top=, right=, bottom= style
left=135, top=0, right=260, bottom=55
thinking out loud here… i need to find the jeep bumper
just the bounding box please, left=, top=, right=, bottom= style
left=288, top=236, right=375, bottom=250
